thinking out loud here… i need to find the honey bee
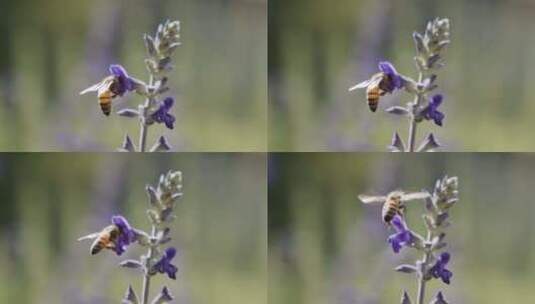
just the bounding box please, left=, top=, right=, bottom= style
left=80, top=76, right=118, bottom=116
left=349, top=72, right=395, bottom=112
left=358, top=191, right=429, bottom=224
left=78, top=224, right=120, bottom=255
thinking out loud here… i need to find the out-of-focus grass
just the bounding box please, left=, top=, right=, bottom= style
left=0, top=153, right=266, bottom=304
left=268, top=153, right=535, bottom=303
left=0, top=0, right=266, bottom=151
left=269, top=0, right=535, bottom=151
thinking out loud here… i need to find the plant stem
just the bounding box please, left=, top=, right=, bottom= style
left=138, top=75, right=156, bottom=152
left=416, top=231, right=432, bottom=304
left=407, top=72, right=424, bottom=152
left=141, top=225, right=157, bottom=304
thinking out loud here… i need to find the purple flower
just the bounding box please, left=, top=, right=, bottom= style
left=421, top=94, right=445, bottom=126
left=151, top=97, right=176, bottom=129
left=429, top=252, right=453, bottom=284
left=109, top=64, right=136, bottom=96
left=111, top=215, right=137, bottom=255
left=378, top=61, right=404, bottom=92
left=387, top=215, right=414, bottom=253
left=153, top=247, right=178, bottom=279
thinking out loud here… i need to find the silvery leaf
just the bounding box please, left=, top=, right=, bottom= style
left=146, top=185, right=159, bottom=207
left=427, top=54, right=442, bottom=69
left=386, top=106, right=409, bottom=116
left=166, top=42, right=181, bottom=55
left=151, top=286, right=174, bottom=304
left=421, top=75, right=437, bottom=92
left=412, top=232, right=426, bottom=250
left=435, top=212, right=449, bottom=225
left=424, top=196, right=435, bottom=213
left=144, top=34, right=157, bottom=57
left=160, top=207, right=173, bottom=222
left=157, top=227, right=172, bottom=244
left=388, top=132, right=405, bottom=152
left=122, top=285, right=139, bottom=304
left=430, top=291, right=448, bottom=304
left=158, top=57, right=173, bottom=71
left=119, top=134, right=136, bottom=152
left=414, top=56, right=427, bottom=71
left=150, top=136, right=171, bottom=152
left=134, top=228, right=152, bottom=246
left=145, top=58, right=158, bottom=74
left=117, top=108, right=140, bottom=118
left=423, top=214, right=434, bottom=230
left=432, top=241, right=447, bottom=251
left=395, top=264, right=418, bottom=274
left=401, top=75, right=418, bottom=94
left=401, top=291, right=412, bottom=304
left=412, top=32, right=426, bottom=55
left=120, top=259, right=144, bottom=269
left=417, top=133, right=441, bottom=152
left=130, top=77, right=149, bottom=96
left=147, top=210, right=160, bottom=225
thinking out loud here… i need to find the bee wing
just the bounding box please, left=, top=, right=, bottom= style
left=80, top=82, right=106, bottom=95
left=401, top=191, right=430, bottom=202
left=77, top=232, right=100, bottom=242
left=80, top=76, right=115, bottom=95
left=358, top=194, right=387, bottom=204
left=349, top=79, right=373, bottom=91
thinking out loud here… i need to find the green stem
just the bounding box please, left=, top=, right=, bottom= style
left=138, top=75, right=155, bottom=152
left=407, top=72, right=424, bottom=152
left=141, top=226, right=157, bottom=304
left=416, top=231, right=432, bottom=304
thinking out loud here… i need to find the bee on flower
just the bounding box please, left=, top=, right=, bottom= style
left=80, top=64, right=142, bottom=116
left=349, top=61, right=405, bottom=112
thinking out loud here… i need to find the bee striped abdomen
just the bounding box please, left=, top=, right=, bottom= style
left=98, top=96, right=112, bottom=116
left=90, top=238, right=107, bottom=255
left=97, top=88, right=116, bottom=116
left=89, top=225, right=119, bottom=255
left=366, top=87, right=381, bottom=112
left=382, top=199, right=402, bottom=224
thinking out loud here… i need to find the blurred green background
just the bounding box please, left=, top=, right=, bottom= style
left=0, top=0, right=266, bottom=151
left=0, top=153, right=266, bottom=303
left=269, top=153, right=535, bottom=303
left=269, top=0, right=535, bottom=151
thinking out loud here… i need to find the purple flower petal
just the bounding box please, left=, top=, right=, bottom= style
left=111, top=215, right=136, bottom=255
left=429, top=252, right=453, bottom=284
left=378, top=61, right=404, bottom=90
left=421, top=94, right=445, bottom=126
left=153, top=247, right=178, bottom=279
left=108, top=64, right=136, bottom=95
left=151, top=97, right=176, bottom=130
left=387, top=215, right=414, bottom=253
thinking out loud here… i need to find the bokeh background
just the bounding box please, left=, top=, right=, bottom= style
left=269, top=0, right=535, bottom=151
left=0, top=153, right=266, bottom=303
left=269, top=153, right=535, bottom=303
left=0, top=0, right=266, bottom=151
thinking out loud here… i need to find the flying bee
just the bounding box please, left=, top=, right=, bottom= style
left=358, top=191, right=429, bottom=224
left=78, top=224, right=120, bottom=255
left=349, top=72, right=395, bottom=112
left=80, top=76, right=118, bottom=116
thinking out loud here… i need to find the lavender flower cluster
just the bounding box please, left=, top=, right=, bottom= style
left=349, top=18, right=450, bottom=152
left=361, top=175, right=458, bottom=304
left=78, top=170, right=183, bottom=304
left=81, top=20, right=181, bottom=152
